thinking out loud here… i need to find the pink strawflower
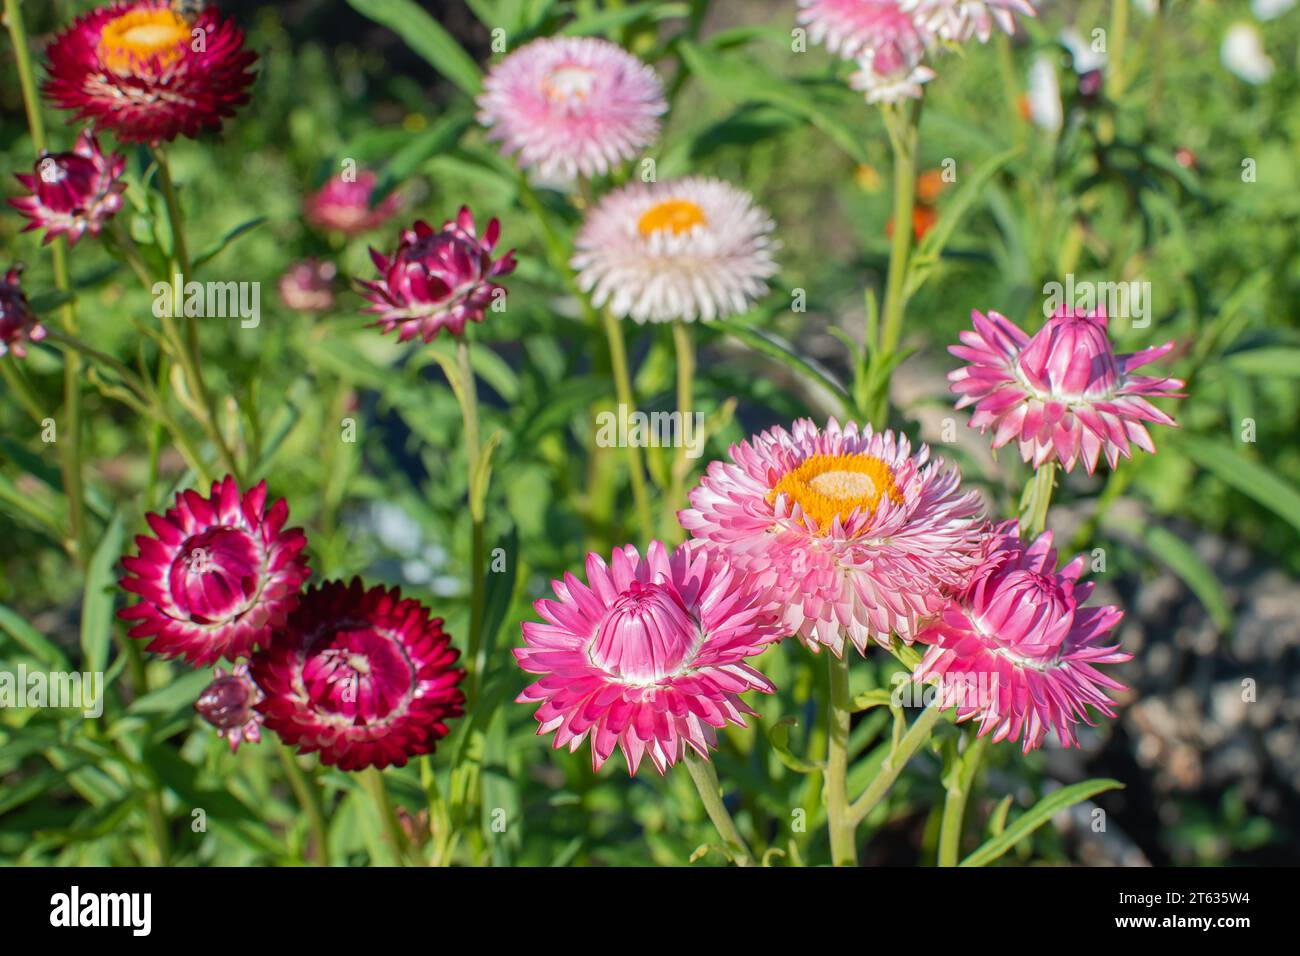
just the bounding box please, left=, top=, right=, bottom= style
left=278, top=259, right=337, bottom=313
left=849, top=38, right=936, bottom=104
left=195, top=664, right=263, bottom=753
left=303, top=171, right=402, bottom=237
left=358, top=208, right=516, bottom=344
left=949, top=307, right=1184, bottom=474
left=251, top=579, right=465, bottom=771
left=0, top=266, right=46, bottom=359
left=912, top=522, right=1131, bottom=752
left=514, top=541, right=781, bottom=776
left=680, top=418, right=985, bottom=656
left=9, top=130, right=126, bottom=246
left=478, top=36, right=666, bottom=182
left=902, top=0, right=1038, bottom=43
left=797, top=0, right=930, bottom=61
left=43, top=0, right=257, bottom=145
left=118, top=476, right=311, bottom=666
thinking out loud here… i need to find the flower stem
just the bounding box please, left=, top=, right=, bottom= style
left=878, top=100, right=921, bottom=366
left=0, top=357, right=45, bottom=422
left=362, top=767, right=410, bottom=865
left=277, top=744, right=331, bottom=866
left=453, top=338, right=490, bottom=703
left=1108, top=0, right=1131, bottom=100
left=683, top=747, right=753, bottom=867
left=825, top=651, right=857, bottom=866
left=665, top=319, right=696, bottom=540
left=4, top=0, right=87, bottom=564
left=849, top=702, right=943, bottom=827
left=600, top=307, right=654, bottom=546
left=1019, top=462, right=1057, bottom=539
left=937, top=732, right=988, bottom=867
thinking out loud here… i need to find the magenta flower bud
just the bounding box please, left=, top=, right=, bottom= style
left=358, top=208, right=516, bottom=344
left=303, top=171, right=402, bottom=237
left=196, top=664, right=263, bottom=753
left=9, top=130, right=126, bottom=246
left=949, top=307, right=1184, bottom=473
left=0, top=266, right=46, bottom=359
left=914, top=522, right=1131, bottom=753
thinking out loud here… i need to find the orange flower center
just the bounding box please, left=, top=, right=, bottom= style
left=638, top=199, right=707, bottom=237
left=769, top=453, right=903, bottom=531
left=543, top=65, right=597, bottom=103
left=97, top=9, right=191, bottom=75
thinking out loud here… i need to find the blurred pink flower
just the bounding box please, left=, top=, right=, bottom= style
left=515, top=541, right=781, bottom=776
left=902, top=0, right=1038, bottom=43
left=913, top=521, right=1131, bottom=753
left=9, top=130, right=126, bottom=246
left=797, top=0, right=929, bottom=61
left=680, top=418, right=985, bottom=656
left=949, top=307, right=1184, bottom=474
left=358, top=208, right=515, bottom=344
left=278, top=259, right=337, bottom=313
left=303, top=171, right=402, bottom=237
left=0, top=266, right=46, bottom=359
left=478, top=36, right=666, bottom=182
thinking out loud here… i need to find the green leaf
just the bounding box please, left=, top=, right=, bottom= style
left=765, top=716, right=821, bottom=774
left=1136, top=525, right=1233, bottom=634
left=960, top=779, right=1123, bottom=867
left=561, top=2, right=690, bottom=36
left=192, top=218, right=267, bottom=270
left=710, top=317, right=852, bottom=409
left=480, top=523, right=520, bottom=662
left=0, top=604, right=69, bottom=671
left=372, top=113, right=473, bottom=202
left=850, top=688, right=895, bottom=713
left=1223, top=347, right=1300, bottom=378
left=127, top=669, right=212, bottom=717
left=81, top=513, right=124, bottom=675
left=1178, top=436, right=1300, bottom=535
left=346, top=0, right=483, bottom=97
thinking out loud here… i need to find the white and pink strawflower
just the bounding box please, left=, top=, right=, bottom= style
left=949, top=306, right=1184, bottom=474
left=850, top=40, right=936, bottom=104
left=514, top=540, right=781, bottom=776
left=573, top=176, right=778, bottom=323
left=902, top=0, right=1038, bottom=43
left=478, top=36, right=666, bottom=182
left=680, top=418, right=985, bottom=656
left=796, top=0, right=930, bottom=61
left=912, top=521, right=1131, bottom=752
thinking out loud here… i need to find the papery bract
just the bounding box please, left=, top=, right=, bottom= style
left=195, top=663, right=263, bottom=753
left=9, top=130, right=126, bottom=246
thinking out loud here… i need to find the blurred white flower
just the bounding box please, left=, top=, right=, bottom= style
left=1221, top=22, right=1275, bottom=84
left=1060, top=27, right=1107, bottom=74
left=1027, top=55, right=1063, bottom=131
left=1252, top=0, right=1296, bottom=21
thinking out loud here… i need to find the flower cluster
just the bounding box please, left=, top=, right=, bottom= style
left=118, top=477, right=465, bottom=770
left=798, top=0, right=1039, bottom=104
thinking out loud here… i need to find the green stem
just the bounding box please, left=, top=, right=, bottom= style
left=937, top=733, right=988, bottom=867
left=455, top=338, right=489, bottom=703
left=683, top=747, right=753, bottom=867
left=849, top=702, right=943, bottom=827
left=825, top=651, right=857, bottom=866
left=1107, top=0, right=1130, bottom=101
left=665, top=319, right=696, bottom=541
left=5, top=0, right=87, bottom=564
left=1, top=357, right=45, bottom=422
left=361, top=767, right=410, bottom=866
left=1018, top=462, right=1057, bottom=539
left=600, top=308, right=654, bottom=546
left=277, top=745, right=331, bottom=866
left=878, top=100, right=920, bottom=365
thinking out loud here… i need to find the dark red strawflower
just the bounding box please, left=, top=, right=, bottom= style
left=358, top=208, right=516, bottom=344
left=251, top=579, right=466, bottom=771
left=0, top=266, right=46, bottom=359
left=195, top=663, right=263, bottom=753
left=43, top=1, right=258, bottom=145
left=118, top=476, right=311, bottom=665
left=10, top=130, right=126, bottom=246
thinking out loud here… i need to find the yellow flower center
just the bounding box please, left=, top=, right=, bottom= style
left=769, top=453, right=903, bottom=531
left=97, top=9, right=191, bottom=75
left=543, top=65, right=597, bottom=103
left=638, top=199, right=707, bottom=237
